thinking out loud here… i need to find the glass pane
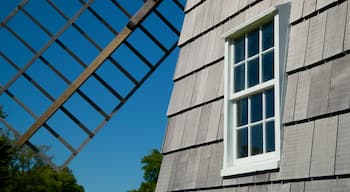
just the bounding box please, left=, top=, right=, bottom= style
left=237, top=98, right=248, bottom=126
left=262, top=51, right=274, bottom=82
left=266, top=121, right=275, bottom=152
left=262, top=21, right=274, bottom=50
left=248, top=29, right=259, bottom=57
left=265, top=89, right=275, bottom=118
left=234, top=37, right=245, bottom=63
left=234, top=64, right=245, bottom=92
left=250, top=93, right=262, bottom=123
left=237, top=127, right=248, bottom=158
left=248, top=58, right=259, bottom=88
left=251, top=124, right=263, bottom=155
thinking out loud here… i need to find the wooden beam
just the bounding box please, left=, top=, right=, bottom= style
left=17, top=0, right=162, bottom=147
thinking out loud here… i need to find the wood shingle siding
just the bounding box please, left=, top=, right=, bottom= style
left=157, top=0, right=350, bottom=191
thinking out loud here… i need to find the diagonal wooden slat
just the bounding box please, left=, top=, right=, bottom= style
left=16, top=0, right=162, bottom=147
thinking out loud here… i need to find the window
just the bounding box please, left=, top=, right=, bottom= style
left=222, top=3, right=290, bottom=176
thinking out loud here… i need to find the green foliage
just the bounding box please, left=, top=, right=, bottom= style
left=0, top=132, right=84, bottom=192
left=129, top=149, right=162, bottom=192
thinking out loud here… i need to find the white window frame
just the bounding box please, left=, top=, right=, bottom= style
left=221, top=2, right=290, bottom=176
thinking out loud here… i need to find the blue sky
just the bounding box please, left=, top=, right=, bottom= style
left=0, top=1, right=184, bottom=191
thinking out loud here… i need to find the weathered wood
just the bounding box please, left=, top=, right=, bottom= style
left=167, top=78, right=186, bottom=115
left=290, top=0, right=304, bottom=23
left=331, top=178, right=350, bottom=192
left=181, top=107, right=202, bottom=148
left=307, top=63, right=331, bottom=117
left=294, top=70, right=311, bottom=121
left=167, top=152, right=181, bottom=191
left=195, top=33, right=210, bottom=70
left=304, top=11, right=327, bottom=66
left=185, top=40, right=197, bottom=74
left=237, top=186, right=249, bottom=192
left=17, top=0, right=160, bottom=147
left=191, top=68, right=209, bottom=106
left=223, top=186, right=238, bottom=192
left=205, top=29, right=217, bottom=64
left=249, top=185, right=267, bottom=192
left=291, top=182, right=305, bottom=192
left=205, top=62, right=223, bottom=101
left=196, top=145, right=211, bottom=188
left=280, top=122, right=314, bottom=179
left=169, top=113, right=186, bottom=151
left=323, top=2, right=347, bottom=58
left=182, top=74, right=196, bottom=110
left=162, top=116, right=176, bottom=153
left=221, top=0, right=240, bottom=23
left=317, top=0, right=336, bottom=10
left=173, top=150, right=190, bottom=190
left=217, top=99, right=224, bottom=140
left=184, top=148, right=201, bottom=189
left=155, top=154, right=175, bottom=192
left=328, top=55, right=350, bottom=113
left=286, top=21, right=309, bottom=72
left=203, top=0, right=218, bottom=32
left=192, top=1, right=206, bottom=37
left=213, top=0, right=224, bottom=26
left=206, top=143, right=223, bottom=186
left=196, top=104, right=212, bottom=144
left=206, top=100, right=223, bottom=142
left=310, top=116, right=338, bottom=177
left=173, top=45, right=188, bottom=79
left=335, top=113, right=350, bottom=174
left=302, top=0, right=316, bottom=16
left=305, top=180, right=331, bottom=192
left=344, top=0, right=350, bottom=51
left=239, top=0, right=249, bottom=10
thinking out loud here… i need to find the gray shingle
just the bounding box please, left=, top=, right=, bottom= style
left=156, top=154, right=174, bottom=192
left=280, top=122, right=314, bottom=179
left=254, top=173, right=270, bottom=183
left=249, top=185, right=267, bottom=192
left=181, top=107, right=202, bottom=148
left=217, top=99, right=224, bottom=140
left=206, top=100, right=223, bottom=142
left=323, top=2, right=347, bottom=58
left=221, top=0, right=239, bottom=22
left=317, top=0, right=336, bottom=10
left=307, top=63, right=331, bottom=117
left=223, top=187, right=237, bottom=192
left=335, top=113, right=350, bottom=175
left=283, top=73, right=298, bottom=123
left=184, top=148, right=201, bottom=189
left=174, top=45, right=189, bottom=79
left=196, top=103, right=212, bottom=144
left=195, top=33, right=210, bottom=70
left=186, top=39, right=199, bottom=74
left=237, top=186, right=249, bottom=192
left=344, top=0, right=350, bottom=50
left=192, top=1, right=206, bottom=37
left=205, top=29, right=218, bottom=64
left=173, top=150, right=190, bottom=190
left=239, top=0, right=249, bottom=10
left=206, top=142, right=224, bottom=187
left=182, top=74, right=196, bottom=110
left=305, top=180, right=331, bottom=192
left=290, top=0, right=305, bottom=23
left=291, top=182, right=305, bottom=192
left=286, top=21, right=309, bottom=72
left=328, top=55, right=350, bottom=113
left=167, top=78, right=186, bottom=115
left=305, top=11, right=327, bottom=66
left=213, top=0, right=224, bottom=25
left=162, top=117, right=176, bottom=153
left=294, top=70, right=311, bottom=121
left=331, top=178, right=350, bottom=192
left=202, top=0, right=217, bottom=32
left=205, top=62, right=223, bottom=101
left=302, top=0, right=316, bottom=16
left=310, top=116, right=338, bottom=177
left=167, top=152, right=181, bottom=191
left=169, top=113, right=186, bottom=151
left=191, top=68, right=209, bottom=106
left=196, top=145, right=211, bottom=188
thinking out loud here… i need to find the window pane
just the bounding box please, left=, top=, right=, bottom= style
left=237, top=127, right=248, bottom=158
left=262, top=51, right=274, bottom=82
left=262, top=21, right=274, bottom=50
left=234, top=37, right=245, bottom=63
left=248, top=58, right=259, bottom=88
left=265, top=89, right=275, bottom=118
left=250, top=93, right=262, bottom=123
left=237, top=98, right=248, bottom=126
left=251, top=124, right=263, bottom=155
left=248, top=29, right=259, bottom=57
left=266, top=121, right=275, bottom=152
left=234, top=64, right=245, bottom=92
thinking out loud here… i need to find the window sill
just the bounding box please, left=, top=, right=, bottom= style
left=221, top=156, right=279, bottom=177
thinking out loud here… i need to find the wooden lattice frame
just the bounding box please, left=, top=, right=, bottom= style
left=0, top=0, right=184, bottom=169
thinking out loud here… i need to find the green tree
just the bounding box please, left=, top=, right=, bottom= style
left=129, top=149, right=162, bottom=192
left=0, top=104, right=84, bottom=192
